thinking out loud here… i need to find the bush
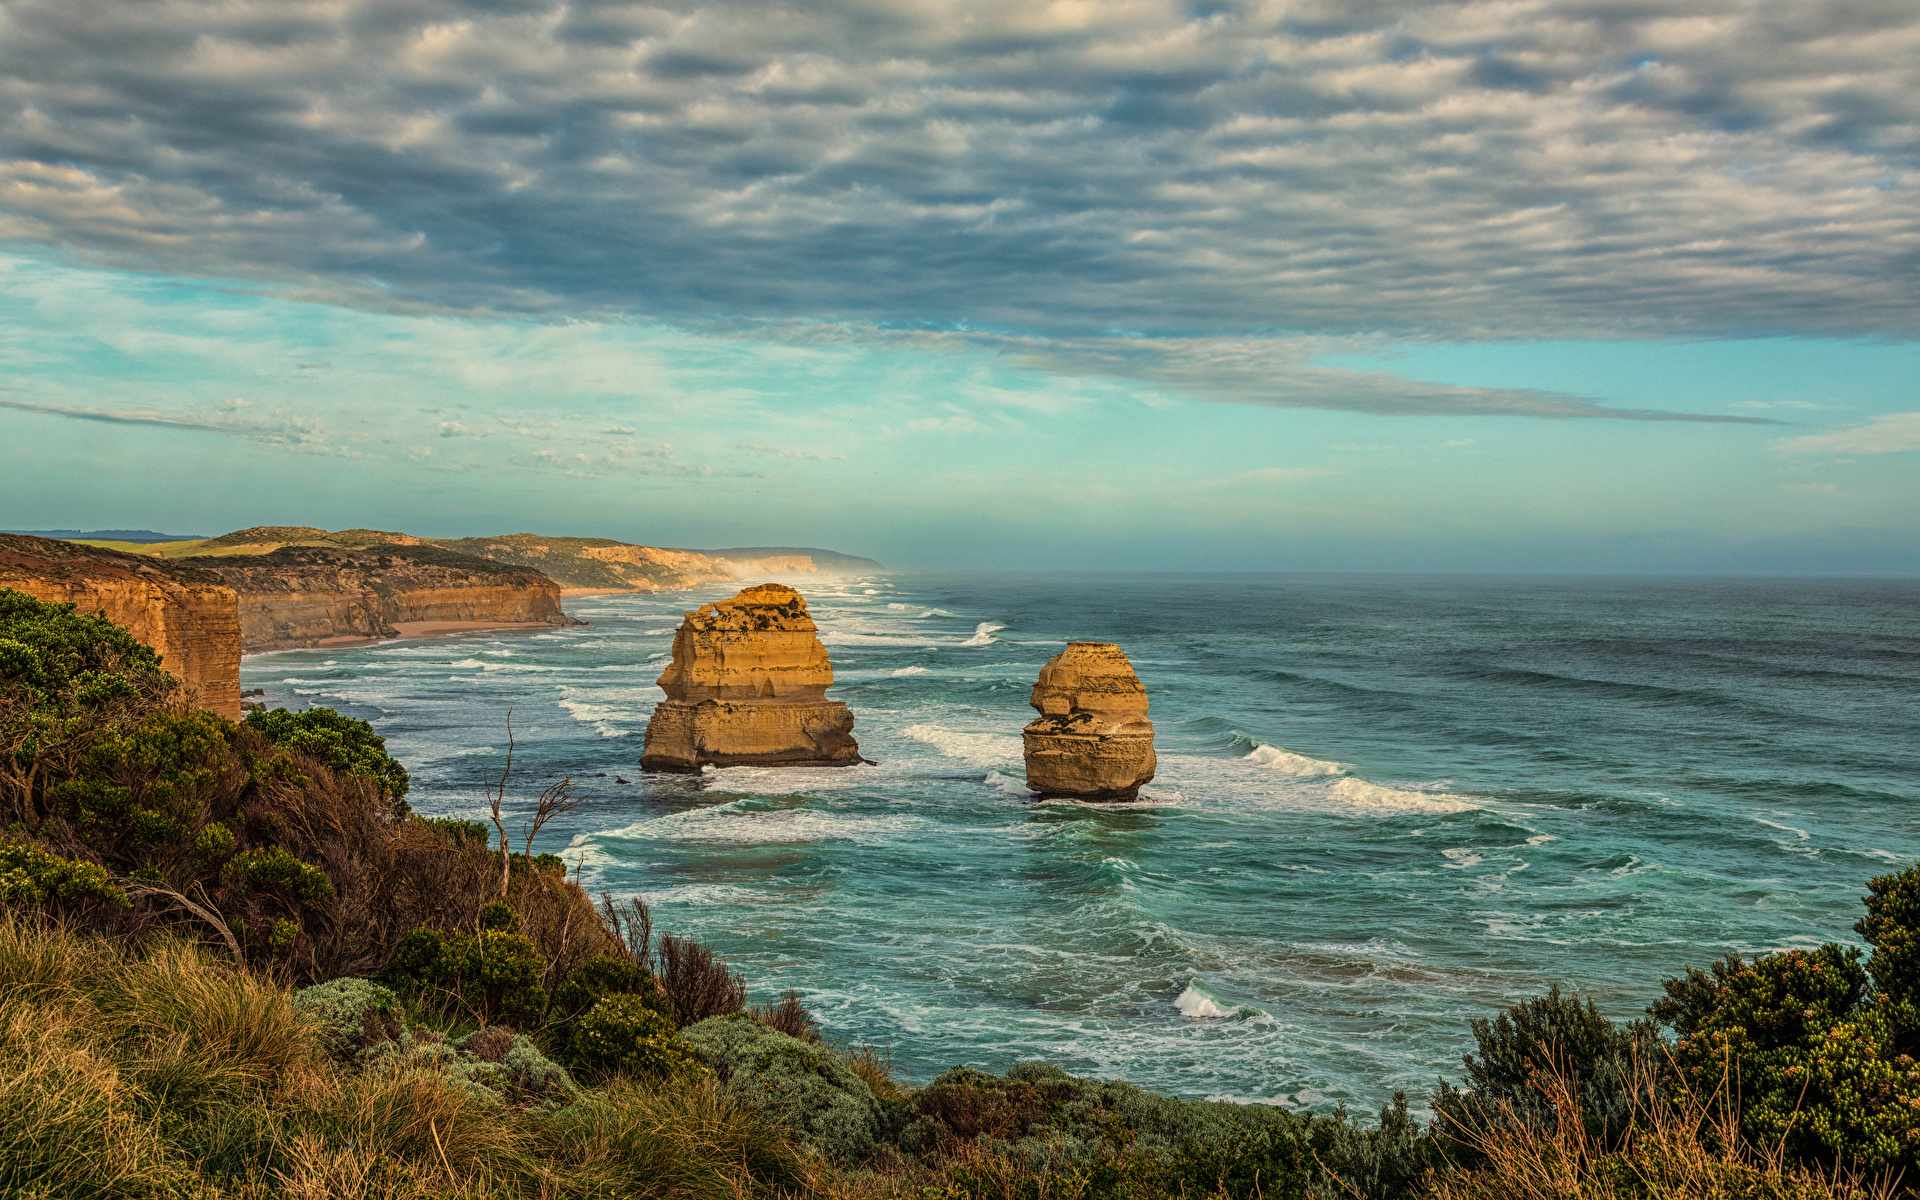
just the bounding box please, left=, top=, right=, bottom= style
left=245, top=706, right=410, bottom=814
left=571, top=994, right=701, bottom=1084
left=0, top=588, right=178, bottom=833
left=222, top=844, right=335, bottom=905
left=748, top=987, right=819, bottom=1043
left=292, top=976, right=403, bottom=1059
left=0, top=837, right=129, bottom=911
left=424, top=816, right=491, bottom=846
left=553, top=954, right=672, bottom=1021
left=1435, top=985, right=1646, bottom=1157
left=1655, top=942, right=1920, bottom=1174
left=656, top=933, right=747, bottom=1028
left=387, top=925, right=550, bottom=1025
left=1859, top=861, right=1920, bottom=1056
left=682, top=1013, right=878, bottom=1161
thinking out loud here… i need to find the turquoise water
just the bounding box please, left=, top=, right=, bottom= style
left=242, top=571, right=1920, bottom=1113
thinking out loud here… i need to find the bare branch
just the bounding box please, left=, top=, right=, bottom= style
left=124, top=880, right=245, bottom=966
left=521, top=774, right=588, bottom=861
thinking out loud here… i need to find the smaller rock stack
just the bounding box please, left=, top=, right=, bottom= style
left=640, top=583, right=863, bottom=772
left=1022, top=642, right=1155, bottom=801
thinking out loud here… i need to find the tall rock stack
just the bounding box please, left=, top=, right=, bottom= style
left=640, top=583, right=863, bottom=772
left=1022, top=642, right=1155, bottom=801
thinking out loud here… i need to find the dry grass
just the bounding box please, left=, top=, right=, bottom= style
left=749, top=988, right=821, bottom=1043
left=838, top=1043, right=906, bottom=1104
left=0, top=1000, right=189, bottom=1198
left=531, top=1075, right=809, bottom=1199
left=1428, top=1049, right=1896, bottom=1200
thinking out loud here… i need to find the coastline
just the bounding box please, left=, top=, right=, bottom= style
left=253, top=619, right=570, bottom=652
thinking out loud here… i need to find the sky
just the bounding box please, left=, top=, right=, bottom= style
left=0, top=0, right=1915, bottom=573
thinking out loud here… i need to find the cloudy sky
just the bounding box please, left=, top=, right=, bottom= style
left=1, top=0, right=1915, bottom=571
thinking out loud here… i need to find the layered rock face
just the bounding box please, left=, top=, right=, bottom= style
left=190, top=545, right=580, bottom=651
left=1022, top=642, right=1156, bottom=801
left=0, top=535, right=242, bottom=719
left=641, top=584, right=862, bottom=772
left=428, top=534, right=736, bottom=593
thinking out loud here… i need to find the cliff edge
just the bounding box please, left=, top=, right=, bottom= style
left=0, top=534, right=242, bottom=718
left=189, top=544, right=581, bottom=651
left=426, top=534, right=736, bottom=593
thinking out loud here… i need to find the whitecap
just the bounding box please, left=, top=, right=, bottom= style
left=1327, top=776, right=1476, bottom=814
left=960, top=622, right=1004, bottom=647
left=1176, top=983, right=1231, bottom=1019
left=902, top=723, right=1022, bottom=768
left=1245, top=744, right=1346, bottom=776
left=891, top=666, right=930, bottom=676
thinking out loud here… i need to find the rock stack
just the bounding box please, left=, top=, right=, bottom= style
left=640, top=583, right=863, bottom=772
left=1022, top=642, right=1156, bottom=801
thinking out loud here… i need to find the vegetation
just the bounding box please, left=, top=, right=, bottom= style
left=8, top=581, right=1920, bottom=1198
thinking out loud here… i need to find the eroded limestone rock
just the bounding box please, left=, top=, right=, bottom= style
left=640, top=584, right=861, bottom=771
left=1022, top=642, right=1155, bottom=801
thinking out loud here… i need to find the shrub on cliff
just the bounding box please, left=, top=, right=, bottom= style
left=387, top=922, right=550, bottom=1025
left=682, top=1013, right=880, bottom=1161
left=0, top=836, right=129, bottom=916
left=892, top=1060, right=1432, bottom=1199
left=570, top=994, right=702, bottom=1084
left=1433, top=985, right=1647, bottom=1159
left=0, top=589, right=178, bottom=831
left=244, top=705, right=410, bottom=815
left=1651, top=942, right=1920, bottom=1174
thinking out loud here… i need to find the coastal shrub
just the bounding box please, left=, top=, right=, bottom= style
left=571, top=994, right=701, bottom=1084
left=222, top=844, right=336, bottom=904
left=292, top=976, right=404, bottom=1059
left=1427, top=1044, right=1888, bottom=1200
left=1653, top=942, right=1920, bottom=1175
left=0, top=589, right=179, bottom=832
left=387, top=924, right=550, bottom=1024
left=357, top=1026, right=578, bottom=1103
left=748, top=987, right=821, bottom=1043
left=656, top=932, right=747, bottom=1027
left=553, top=953, right=672, bottom=1021
left=1434, top=985, right=1646, bottom=1158
left=0, top=836, right=129, bottom=911
left=425, top=815, right=491, bottom=846
left=245, top=705, right=411, bottom=814
left=682, top=1012, right=879, bottom=1161
left=1858, top=860, right=1920, bottom=1056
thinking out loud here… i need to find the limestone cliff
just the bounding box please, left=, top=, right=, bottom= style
left=189, top=545, right=580, bottom=651
left=0, top=535, right=242, bottom=719
left=426, top=534, right=735, bottom=593
left=1022, top=642, right=1156, bottom=801
left=641, top=583, right=862, bottom=771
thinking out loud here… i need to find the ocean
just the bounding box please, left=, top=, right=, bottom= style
left=242, top=571, right=1920, bottom=1114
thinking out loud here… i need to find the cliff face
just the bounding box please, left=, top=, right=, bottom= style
left=1022, top=642, right=1156, bottom=801
left=428, top=534, right=736, bottom=593
left=0, top=535, right=242, bottom=719
left=641, top=583, right=862, bottom=771
left=190, top=545, right=580, bottom=651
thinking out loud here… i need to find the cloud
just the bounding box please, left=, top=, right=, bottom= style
left=1780, top=482, right=1844, bottom=497
left=0, top=392, right=357, bottom=453
left=1774, top=412, right=1920, bottom=456
left=0, top=0, right=1916, bottom=422
left=730, top=443, right=849, bottom=461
